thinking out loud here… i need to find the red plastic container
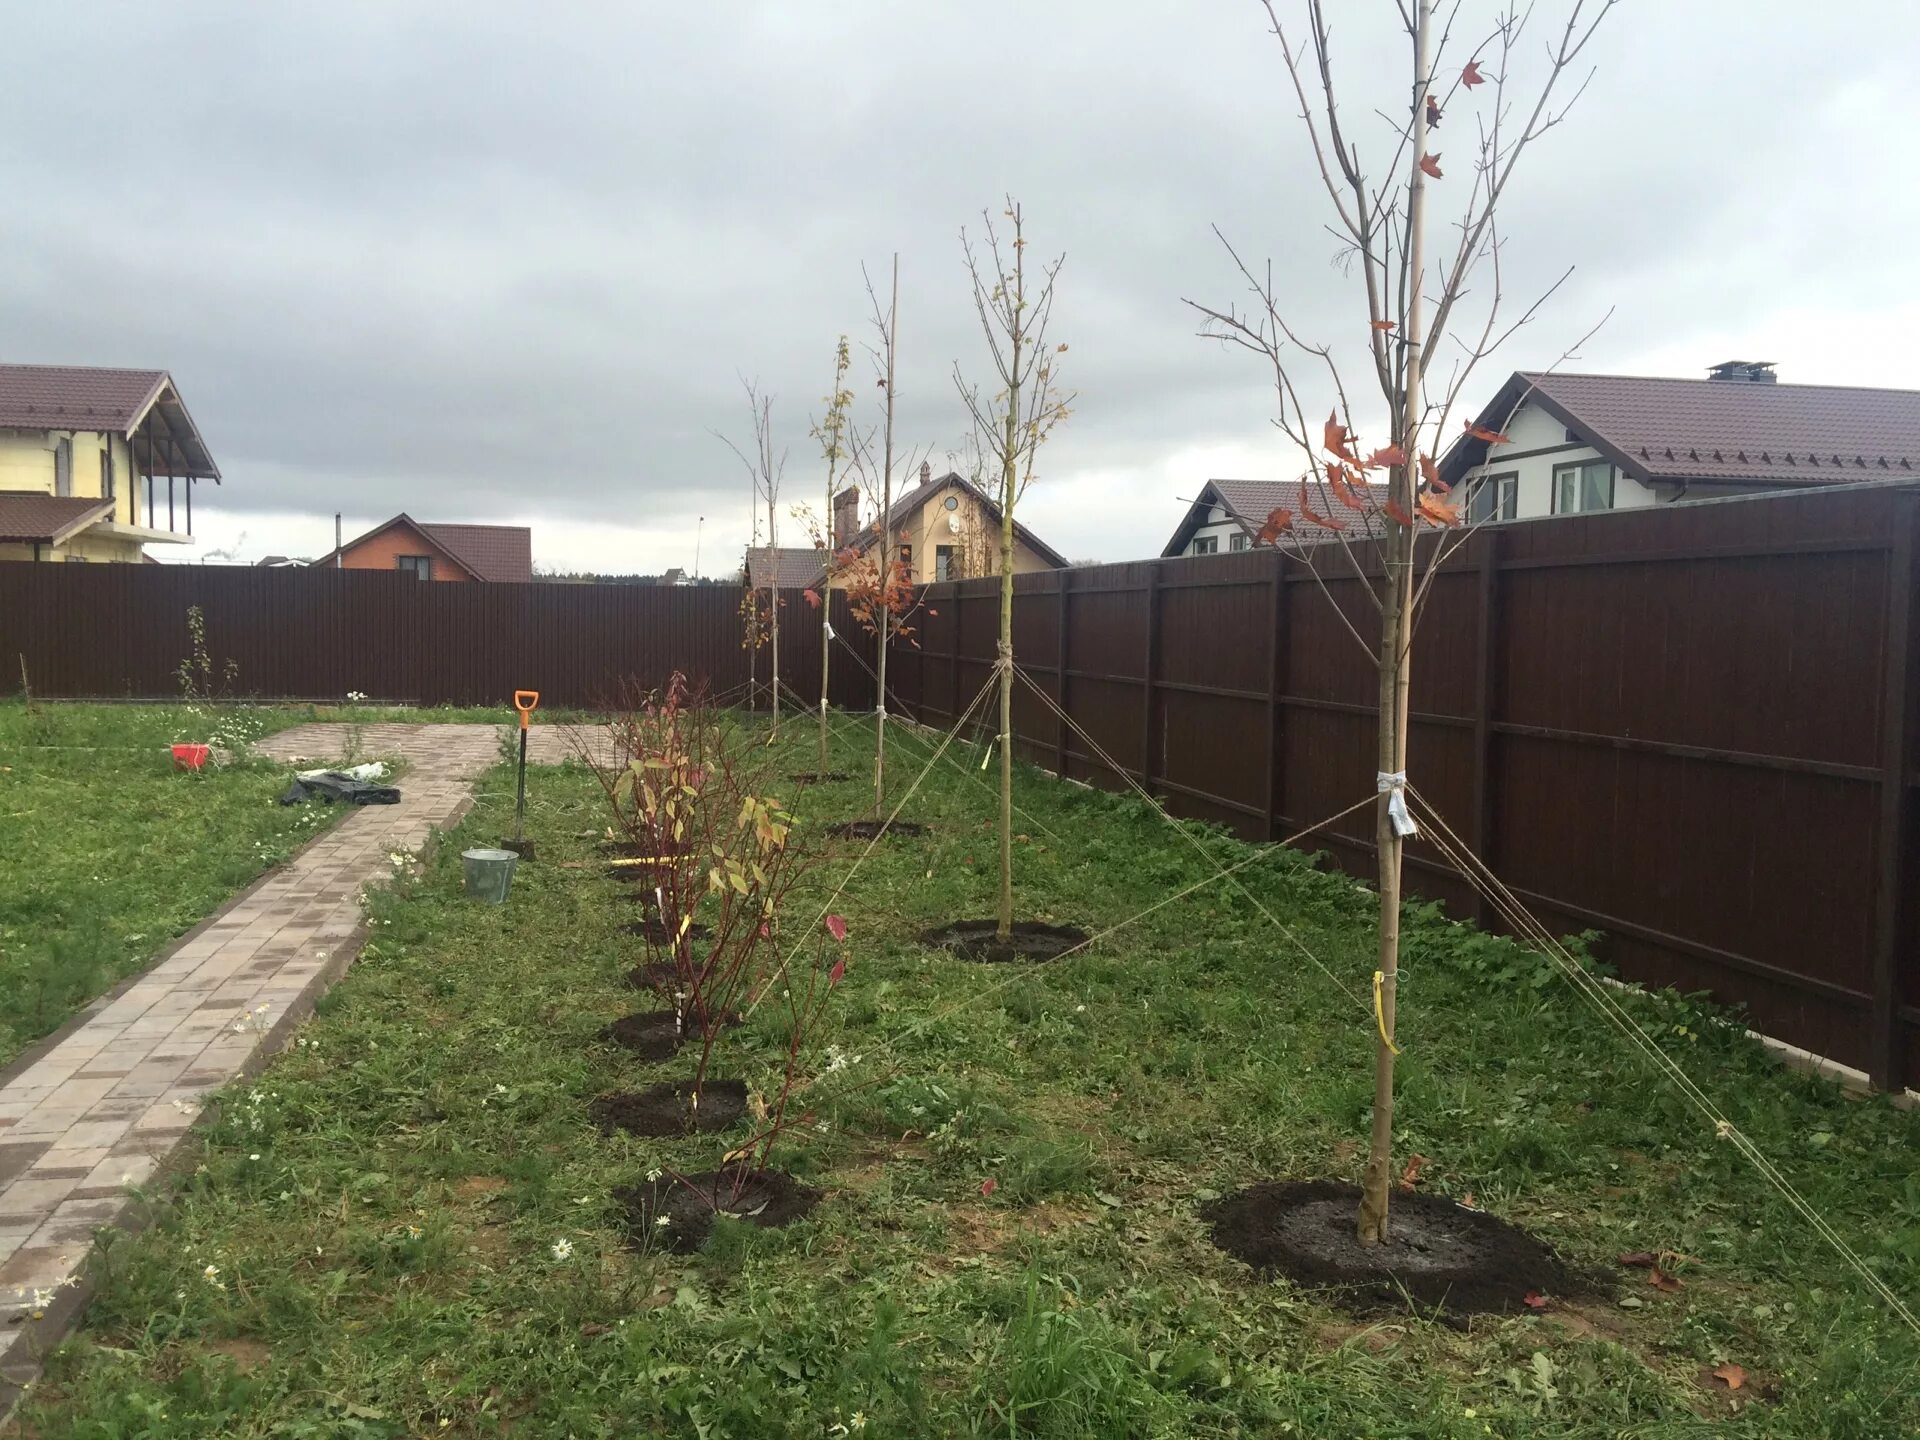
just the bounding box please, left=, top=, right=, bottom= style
left=171, top=743, right=211, bottom=771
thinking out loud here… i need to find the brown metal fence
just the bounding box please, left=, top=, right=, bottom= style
left=4, top=484, right=1916, bottom=1089
left=0, top=564, right=872, bottom=713
left=887, top=483, right=1920, bottom=1093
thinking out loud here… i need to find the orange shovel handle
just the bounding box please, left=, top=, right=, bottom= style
left=514, top=690, right=540, bottom=729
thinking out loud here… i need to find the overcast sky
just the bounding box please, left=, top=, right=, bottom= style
left=5, top=3, right=1912, bottom=572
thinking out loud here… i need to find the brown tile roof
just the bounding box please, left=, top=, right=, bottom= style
left=0, top=491, right=113, bottom=544
left=1161, top=478, right=1388, bottom=556
left=0, top=364, right=219, bottom=480
left=745, top=545, right=830, bottom=589
left=0, top=365, right=168, bottom=432
left=419, top=522, right=533, bottom=582
left=1444, top=370, right=1920, bottom=487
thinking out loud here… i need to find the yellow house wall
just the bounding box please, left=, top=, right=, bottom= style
left=0, top=427, right=148, bottom=557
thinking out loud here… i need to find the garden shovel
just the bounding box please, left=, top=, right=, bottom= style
left=503, top=689, right=540, bottom=860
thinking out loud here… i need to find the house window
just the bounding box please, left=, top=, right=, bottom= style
left=943, top=495, right=959, bottom=511
left=1191, top=535, right=1219, bottom=555
left=1552, top=460, right=1615, bottom=514
left=396, top=554, right=433, bottom=580
left=100, top=441, right=115, bottom=500
left=935, top=545, right=954, bottom=582
left=53, top=438, right=72, bottom=497
left=1466, top=471, right=1518, bottom=523
left=1229, top=532, right=1249, bottom=551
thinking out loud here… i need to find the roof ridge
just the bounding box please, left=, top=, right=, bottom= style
left=1525, top=369, right=1920, bottom=398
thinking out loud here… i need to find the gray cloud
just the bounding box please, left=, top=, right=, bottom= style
left=1, top=2, right=1911, bottom=569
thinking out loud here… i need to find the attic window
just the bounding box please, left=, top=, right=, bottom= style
left=943, top=495, right=958, bottom=511
left=1564, top=427, right=1580, bottom=443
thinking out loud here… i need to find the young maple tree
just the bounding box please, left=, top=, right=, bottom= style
left=840, top=255, right=936, bottom=820
left=1188, top=0, right=1615, bottom=1244
left=955, top=199, right=1073, bottom=941
left=722, top=382, right=787, bottom=729
left=801, top=338, right=855, bottom=775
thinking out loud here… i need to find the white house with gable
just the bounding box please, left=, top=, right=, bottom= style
left=1442, top=362, right=1920, bottom=520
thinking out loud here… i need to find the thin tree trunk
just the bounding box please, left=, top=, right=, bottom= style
left=996, top=236, right=1024, bottom=942
left=873, top=255, right=899, bottom=819
left=768, top=493, right=780, bottom=731
left=1357, top=0, right=1431, bottom=1248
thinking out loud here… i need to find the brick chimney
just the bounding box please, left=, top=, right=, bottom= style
left=832, top=485, right=860, bottom=547
left=919, top=460, right=933, bottom=487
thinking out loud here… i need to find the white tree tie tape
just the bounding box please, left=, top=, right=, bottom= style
left=1376, top=770, right=1418, bottom=838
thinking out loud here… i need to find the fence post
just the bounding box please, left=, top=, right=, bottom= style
left=1055, top=569, right=1071, bottom=778
left=1870, top=491, right=1918, bottom=1090
left=950, top=588, right=964, bottom=728
left=1141, top=566, right=1161, bottom=797
left=1267, top=548, right=1289, bottom=838
left=1471, top=528, right=1503, bottom=928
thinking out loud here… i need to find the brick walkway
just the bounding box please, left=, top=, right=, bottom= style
left=0, top=722, right=505, bottom=1407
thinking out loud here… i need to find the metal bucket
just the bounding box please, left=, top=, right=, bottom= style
left=461, top=847, right=520, bottom=904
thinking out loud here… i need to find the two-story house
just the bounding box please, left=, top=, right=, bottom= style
left=1441, top=363, right=1920, bottom=521
left=748, top=463, right=1069, bottom=591
left=0, top=364, right=219, bottom=563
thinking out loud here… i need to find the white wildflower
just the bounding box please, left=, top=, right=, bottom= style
left=550, top=1238, right=574, bottom=1261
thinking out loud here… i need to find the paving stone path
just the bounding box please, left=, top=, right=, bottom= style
left=0, top=721, right=517, bottom=1408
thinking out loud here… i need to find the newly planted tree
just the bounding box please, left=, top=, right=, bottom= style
left=955, top=199, right=1074, bottom=945
left=722, top=383, right=787, bottom=728
left=1190, top=0, right=1614, bottom=1246
left=804, top=338, right=855, bottom=776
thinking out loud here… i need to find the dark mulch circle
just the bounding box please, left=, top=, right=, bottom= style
left=827, top=819, right=929, bottom=840
left=589, top=1079, right=746, bottom=1137
left=618, top=919, right=712, bottom=945
left=614, top=1166, right=822, bottom=1254
left=624, top=962, right=683, bottom=992
left=500, top=838, right=536, bottom=861
left=920, top=919, right=1090, bottom=964
left=600, top=1010, right=733, bottom=1063
left=1202, top=1178, right=1577, bottom=1318
left=789, top=771, right=852, bottom=784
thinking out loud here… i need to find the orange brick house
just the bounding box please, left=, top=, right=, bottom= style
left=315, top=513, right=532, bottom=581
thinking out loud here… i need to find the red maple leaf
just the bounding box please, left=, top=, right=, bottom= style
left=1371, top=318, right=1396, bottom=332
left=1648, top=1267, right=1684, bottom=1293
left=1363, top=444, right=1407, bottom=470
left=979, top=1177, right=998, bottom=1198
left=1522, top=1291, right=1549, bottom=1310
left=1710, top=1363, right=1747, bottom=1391
left=824, top=914, right=848, bottom=942
left=1419, top=454, right=1449, bottom=494
left=1418, top=153, right=1443, bottom=179
left=828, top=957, right=846, bottom=986
left=1299, top=494, right=1346, bottom=531
left=1256, top=507, right=1293, bottom=544
left=1464, top=420, right=1513, bottom=444
left=1322, top=410, right=1359, bottom=463
left=1461, top=59, right=1486, bottom=87
left=802, top=589, right=821, bottom=609
left=1426, top=94, right=1442, bottom=127
left=1326, top=465, right=1371, bottom=512
left=1384, top=499, right=1416, bottom=527
left=1417, top=494, right=1461, bottom=528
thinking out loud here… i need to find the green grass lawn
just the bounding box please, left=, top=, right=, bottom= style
left=0, top=701, right=362, bottom=1066
left=20, top=714, right=1920, bottom=1438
